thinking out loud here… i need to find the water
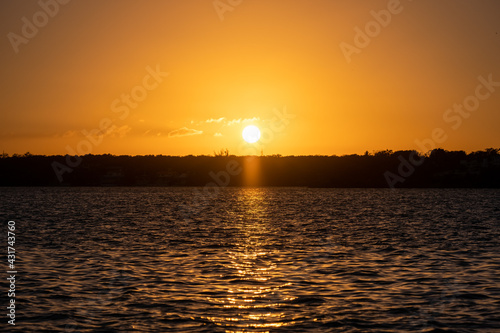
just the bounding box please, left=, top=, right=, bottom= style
left=1, top=187, right=499, bottom=332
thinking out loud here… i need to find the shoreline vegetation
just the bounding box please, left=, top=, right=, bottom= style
left=1, top=148, right=499, bottom=187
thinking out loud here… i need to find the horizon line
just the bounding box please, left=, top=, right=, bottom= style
left=2, top=147, right=499, bottom=158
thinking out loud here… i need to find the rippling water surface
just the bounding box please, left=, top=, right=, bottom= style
left=1, top=187, right=500, bottom=332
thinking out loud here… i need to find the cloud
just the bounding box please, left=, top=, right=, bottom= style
left=227, top=118, right=241, bottom=126
left=109, top=125, right=132, bottom=138
left=168, top=127, right=203, bottom=138
left=205, top=117, right=225, bottom=123
left=226, top=117, right=260, bottom=126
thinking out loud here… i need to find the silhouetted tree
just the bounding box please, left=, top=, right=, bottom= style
left=0, top=149, right=498, bottom=187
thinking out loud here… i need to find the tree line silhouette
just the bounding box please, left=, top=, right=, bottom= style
left=0, top=148, right=499, bottom=187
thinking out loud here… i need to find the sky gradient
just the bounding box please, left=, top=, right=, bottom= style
left=1, top=0, right=500, bottom=156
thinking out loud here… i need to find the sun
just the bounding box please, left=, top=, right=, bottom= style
left=242, top=125, right=261, bottom=143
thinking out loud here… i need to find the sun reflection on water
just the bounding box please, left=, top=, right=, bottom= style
left=203, top=188, right=295, bottom=332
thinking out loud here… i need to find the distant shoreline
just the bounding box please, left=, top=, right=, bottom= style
left=1, top=149, right=499, bottom=188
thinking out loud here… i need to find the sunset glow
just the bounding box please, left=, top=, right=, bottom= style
left=1, top=1, right=499, bottom=156
left=2, top=2, right=500, bottom=331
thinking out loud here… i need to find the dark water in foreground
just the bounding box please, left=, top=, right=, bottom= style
left=1, top=188, right=500, bottom=332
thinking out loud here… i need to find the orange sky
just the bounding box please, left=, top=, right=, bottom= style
left=1, top=0, right=499, bottom=156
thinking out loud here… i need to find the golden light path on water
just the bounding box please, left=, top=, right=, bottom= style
left=6, top=188, right=500, bottom=331
left=203, top=189, right=296, bottom=332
